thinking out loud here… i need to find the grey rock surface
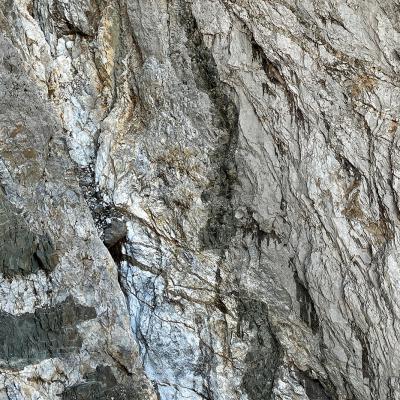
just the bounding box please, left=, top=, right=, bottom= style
left=1, top=0, right=400, bottom=399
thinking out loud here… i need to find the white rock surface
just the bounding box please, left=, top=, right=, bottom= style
left=1, top=0, right=400, bottom=399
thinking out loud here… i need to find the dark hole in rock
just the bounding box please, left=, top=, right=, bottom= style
left=294, top=270, right=320, bottom=334
left=295, top=369, right=333, bottom=400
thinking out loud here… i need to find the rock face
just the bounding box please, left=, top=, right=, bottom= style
left=1, top=0, right=400, bottom=399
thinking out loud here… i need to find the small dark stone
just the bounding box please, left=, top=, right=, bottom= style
left=103, top=219, right=127, bottom=249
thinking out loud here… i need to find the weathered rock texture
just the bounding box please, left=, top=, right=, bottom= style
left=1, top=0, right=400, bottom=399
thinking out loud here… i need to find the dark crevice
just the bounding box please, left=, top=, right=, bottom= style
left=293, top=269, right=320, bottom=334
left=107, top=236, right=126, bottom=265
left=214, top=267, right=229, bottom=314
left=295, top=369, right=334, bottom=400
left=352, top=324, right=374, bottom=385
left=250, top=34, right=306, bottom=130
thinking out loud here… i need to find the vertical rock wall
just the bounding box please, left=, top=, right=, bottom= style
left=1, top=1, right=400, bottom=399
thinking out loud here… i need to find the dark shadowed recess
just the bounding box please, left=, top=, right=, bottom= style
left=0, top=296, right=96, bottom=369
left=295, top=369, right=333, bottom=400
left=33, top=0, right=100, bottom=39
left=293, top=270, right=320, bottom=334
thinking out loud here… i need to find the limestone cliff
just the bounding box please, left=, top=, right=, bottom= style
left=1, top=1, right=400, bottom=399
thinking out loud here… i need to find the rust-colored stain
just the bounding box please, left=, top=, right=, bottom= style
left=351, top=74, right=377, bottom=98
left=10, top=123, right=23, bottom=138
left=23, top=148, right=37, bottom=159
left=389, top=120, right=398, bottom=135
